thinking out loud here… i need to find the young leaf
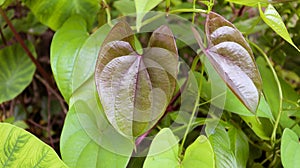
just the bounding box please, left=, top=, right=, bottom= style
left=24, top=0, right=99, bottom=30
left=281, top=128, right=300, bottom=168
left=259, top=3, right=300, bottom=52
left=0, top=42, right=36, bottom=104
left=95, top=22, right=178, bottom=139
left=194, top=12, right=262, bottom=113
left=0, top=123, right=67, bottom=167
left=143, top=128, right=179, bottom=168
left=181, top=135, right=215, bottom=168
left=135, top=0, right=163, bottom=31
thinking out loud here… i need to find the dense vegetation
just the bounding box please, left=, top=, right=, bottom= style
left=0, top=0, right=299, bottom=167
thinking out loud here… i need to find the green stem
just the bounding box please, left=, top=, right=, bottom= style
left=166, top=0, right=171, bottom=13
left=169, top=8, right=207, bottom=14
left=249, top=41, right=283, bottom=147
left=192, top=0, right=196, bottom=24
left=178, top=60, right=204, bottom=157
left=101, top=0, right=112, bottom=27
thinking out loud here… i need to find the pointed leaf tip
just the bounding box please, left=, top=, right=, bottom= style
left=202, top=12, right=262, bottom=113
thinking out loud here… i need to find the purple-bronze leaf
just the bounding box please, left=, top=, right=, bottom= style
left=200, top=12, right=262, bottom=113
left=95, top=23, right=178, bottom=140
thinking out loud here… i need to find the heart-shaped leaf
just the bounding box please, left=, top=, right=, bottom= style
left=193, top=12, right=262, bottom=113
left=181, top=135, right=215, bottom=168
left=95, top=22, right=178, bottom=139
left=143, top=128, right=179, bottom=168
left=0, top=42, right=36, bottom=104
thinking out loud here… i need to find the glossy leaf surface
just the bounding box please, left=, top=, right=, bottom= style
left=24, top=0, right=99, bottom=30
left=0, top=123, right=67, bottom=167
left=201, top=57, right=273, bottom=119
left=259, top=4, right=300, bottom=52
left=60, top=76, right=133, bottom=167
left=51, top=15, right=110, bottom=103
left=200, top=12, right=262, bottom=113
left=95, top=22, right=178, bottom=138
left=0, top=42, right=36, bottom=103
left=143, top=128, right=179, bottom=168
left=281, top=128, right=300, bottom=168
left=181, top=135, right=215, bottom=168
left=135, top=0, right=163, bottom=31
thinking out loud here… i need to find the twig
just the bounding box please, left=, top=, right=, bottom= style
left=0, top=26, right=7, bottom=45
left=35, top=74, right=67, bottom=114
left=46, top=89, right=54, bottom=148
left=0, top=8, right=53, bottom=87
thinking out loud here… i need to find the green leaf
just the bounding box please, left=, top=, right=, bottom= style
left=281, top=128, right=300, bottom=168
left=0, top=123, right=67, bottom=167
left=135, top=0, right=163, bottom=31
left=143, top=128, right=179, bottom=168
left=113, top=0, right=136, bottom=15
left=207, top=126, right=238, bottom=168
left=240, top=116, right=272, bottom=140
left=225, top=0, right=268, bottom=6
left=51, top=15, right=110, bottom=103
left=259, top=4, right=300, bottom=52
left=203, top=12, right=262, bottom=113
left=0, top=0, right=5, bottom=6
left=181, top=135, right=215, bottom=168
left=23, top=0, right=99, bottom=30
left=60, top=76, right=133, bottom=167
left=228, top=127, right=249, bottom=168
left=95, top=22, right=178, bottom=138
left=0, top=42, right=36, bottom=103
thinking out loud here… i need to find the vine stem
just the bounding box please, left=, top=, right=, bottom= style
left=178, top=60, right=204, bottom=157
left=0, top=8, right=53, bottom=87
left=192, top=0, right=196, bottom=24
left=101, top=0, right=112, bottom=27
left=249, top=41, right=283, bottom=147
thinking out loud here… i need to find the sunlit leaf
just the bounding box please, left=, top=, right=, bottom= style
left=61, top=75, right=133, bottom=167
left=51, top=15, right=110, bottom=103
left=259, top=3, right=300, bottom=52
left=194, top=12, right=262, bottom=113
left=0, top=123, right=67, bottom=167
left=143, top=128, right=179, bottom=168
left=95, top=22, right=178, bottom=139
left=0, top=42, right=36, bottom=103
left=281, top=128, right=300, bottom=168
left=24, top=0, right=99, bottom=30
left=181, top=135, right=215, bottom=168
left=135, top=0, right=163, bottom=31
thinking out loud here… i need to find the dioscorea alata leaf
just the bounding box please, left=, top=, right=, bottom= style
left=193, top=12, right=262, bottom=113
left=281, top=128, right=300, bottom=168
left=95, top=22, right=178, bottom=139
